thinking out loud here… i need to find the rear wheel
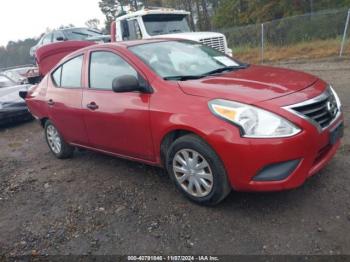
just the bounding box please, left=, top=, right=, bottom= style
left=167, top=134, right=231, bottom=205
left=45, top=120, right=74, bottom=159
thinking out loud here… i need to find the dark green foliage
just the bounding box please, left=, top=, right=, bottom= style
left=212, top=0, right=350, bottom=28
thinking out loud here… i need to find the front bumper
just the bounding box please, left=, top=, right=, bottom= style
left=0, top=107, right=33, bottom=126
left=209, top=113, right=344, bottom=192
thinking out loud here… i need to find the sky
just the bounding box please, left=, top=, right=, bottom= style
left=0, top=0, right=106, bottom=47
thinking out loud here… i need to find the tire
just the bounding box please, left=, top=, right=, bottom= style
left=166, top=134, right=231, bottom=206
left=44, top=120, right=74, bottom=159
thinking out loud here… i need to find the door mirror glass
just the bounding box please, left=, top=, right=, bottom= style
left=112, top=75, right=140, bottom=93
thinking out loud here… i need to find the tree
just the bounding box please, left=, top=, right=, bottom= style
left=99, top=0, right=121, bottom=32
left=0, top=38, right=38, bottom=68
left=212, top=0, right=350, bottom=29
left=85, top=18, right=100, bottom=29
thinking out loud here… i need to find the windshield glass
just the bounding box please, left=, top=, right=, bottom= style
left=64, top=28, right=102, bottom=41
left=129, top=41, right=242, bottom=79
left=3, top=70, right=22, bottom=83
left=0, top=75, right=14, bottom=88
left=142, top=14, right=191, bottom=36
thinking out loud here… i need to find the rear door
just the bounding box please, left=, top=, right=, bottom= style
left=81, top=49, right=154, bottom=161
left=46, top=54, right=89, bottom=145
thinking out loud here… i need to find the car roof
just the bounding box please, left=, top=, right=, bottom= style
left=64, top=38, right=192, bottom=59
left=96, top=38, right=187, bottom=49
left=56, top=38, right=192, bottom=70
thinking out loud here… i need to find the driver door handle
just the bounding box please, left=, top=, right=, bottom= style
left=87, top=102, right=99, bottom=110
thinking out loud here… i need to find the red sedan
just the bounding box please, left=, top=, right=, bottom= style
left=24, top=39, right=344, bottom=205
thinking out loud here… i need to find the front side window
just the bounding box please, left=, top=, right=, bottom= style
left=89, top=51, right=138, bottom=90
left=53, top=31, right=65, bottom=41
left=129, top=41, right=241, bottom=79
left=42, top=33, right=52, bottom=44
left=128, top=20, right=142, bottom=40
left=52, top=55, right=83, bottom=88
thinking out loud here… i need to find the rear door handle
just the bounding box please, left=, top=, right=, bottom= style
left=87, top=102, right=99, bottom=110
left=47, top=99, right=55, bottom=106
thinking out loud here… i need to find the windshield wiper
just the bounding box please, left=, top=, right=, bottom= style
left=163, top=75, right=206, bottom=81
left=203, top=64, right=249, bottom=76
left=169, top=29, right=182, bottom=33
left=163, top=64, right=250, bottom=81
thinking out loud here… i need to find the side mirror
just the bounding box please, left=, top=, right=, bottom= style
left=112, top=75, right=142, bottom=93
left=56, top=36, right=65, bottom=41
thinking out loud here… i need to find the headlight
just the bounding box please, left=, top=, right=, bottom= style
left=209, top=99, right=301, bottom=138
left=329, top=85, right=342, bottom=111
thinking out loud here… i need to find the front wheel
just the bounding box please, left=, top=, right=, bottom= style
left=167, top=134, right=231, bottom=205
left=45, top=120, right=74, bottom=159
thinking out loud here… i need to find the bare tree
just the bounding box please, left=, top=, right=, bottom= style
left=85, top=18, right=101, bottom=29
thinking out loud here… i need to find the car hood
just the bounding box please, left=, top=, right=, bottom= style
left=177, top=65, right=318, bottom=104
left=0, top=84, right=31, bottom=109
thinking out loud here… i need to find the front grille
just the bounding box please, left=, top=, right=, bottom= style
left=200, top=37, right=225, bottom=53
left=289, top=88, right=339, bottom=129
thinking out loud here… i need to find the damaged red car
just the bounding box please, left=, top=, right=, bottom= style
left=23, top=39, right=344, bottom=205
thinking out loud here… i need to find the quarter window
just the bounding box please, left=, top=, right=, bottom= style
left=52, top=55, right=83, bottom=88
left=52, top=67, right=62, bottom=86
left=89, top=51, right=138, bottom=90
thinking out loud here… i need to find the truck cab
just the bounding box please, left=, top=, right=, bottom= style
left=113, top=8, right=232, bottom=56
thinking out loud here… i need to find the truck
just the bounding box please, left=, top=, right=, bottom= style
left=111, top=8, right=232, bottom=56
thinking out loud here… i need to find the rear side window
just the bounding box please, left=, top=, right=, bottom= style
left=89, top=51, right=137, bottom=90
left=52, top=55, right=83, bottom=88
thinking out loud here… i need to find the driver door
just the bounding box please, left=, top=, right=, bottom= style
left=82, top=50, right=154, bottom=161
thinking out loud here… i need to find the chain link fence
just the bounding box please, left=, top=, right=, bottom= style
left=217, top=8, right=350, bottom=63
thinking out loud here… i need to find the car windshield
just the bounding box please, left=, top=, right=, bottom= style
left=13, top=67, right=35, bottom=76
left=129, top=41, right=245, bottom=80
left=64, top=28, right=102, bottom=41
left=3, top=70, right=23, bottom=83
left=142, top=14, right=191, bottom=36
left=0, top=75, right=14, bottom=88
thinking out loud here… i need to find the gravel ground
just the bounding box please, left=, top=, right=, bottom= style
left=0, top=58, right=349, bottom=256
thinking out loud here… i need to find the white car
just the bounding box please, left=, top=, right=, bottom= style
left=30, top=27, right=110, bottom=57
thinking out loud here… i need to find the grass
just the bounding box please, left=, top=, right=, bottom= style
left=232, top=38, right=350, bottom=64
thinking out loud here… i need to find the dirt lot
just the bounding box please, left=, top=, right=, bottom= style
left=0, top=58, right=349, bottom=256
